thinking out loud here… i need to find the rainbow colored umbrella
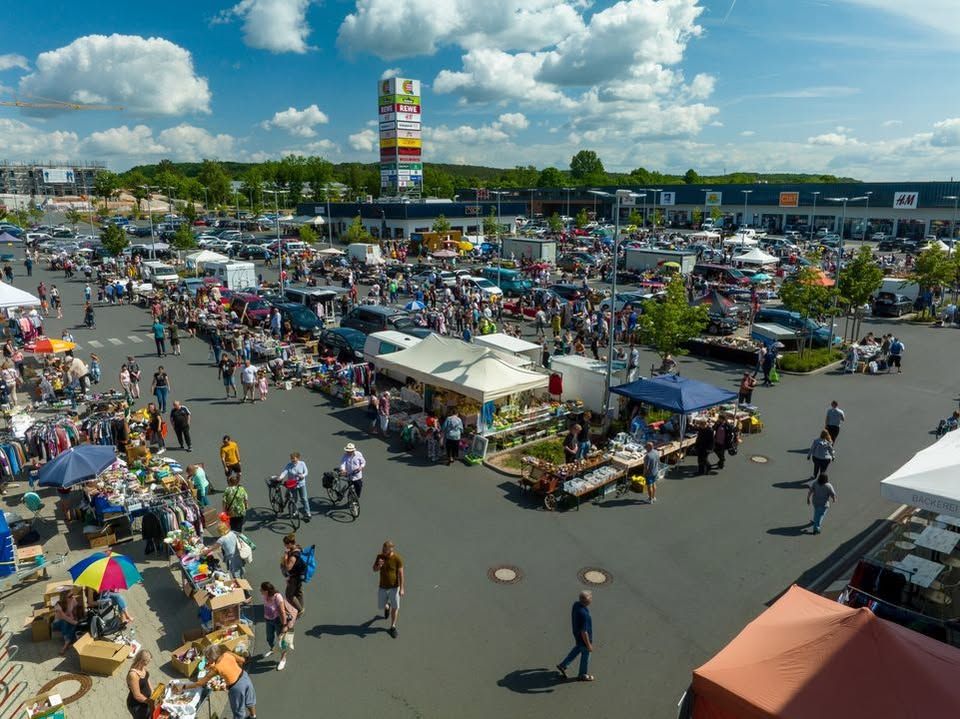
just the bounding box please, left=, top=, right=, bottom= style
left=68, top=551, right=142, bottom=592
left=30, top=338, right=76, bottom=354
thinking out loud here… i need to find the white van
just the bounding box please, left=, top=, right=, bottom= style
left=363, top=331, right=421, bottom=382
left=141, top=261, right=179, bottom=285
left=347, top=243, right=384, bottom=265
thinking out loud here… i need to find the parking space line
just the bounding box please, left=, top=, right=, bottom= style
left=127, top=335, right=143, bottom=343
left=87, top=340, right=103, bottom=348
left=107, top=338, right=123, bottom=345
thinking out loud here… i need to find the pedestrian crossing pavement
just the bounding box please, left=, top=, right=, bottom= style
left=81, top=334, right=147, bottom=349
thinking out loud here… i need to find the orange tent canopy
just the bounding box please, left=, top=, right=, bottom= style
left=690, top=586, right=960, bottom=719
left=804, top=269, right=835, bottom=287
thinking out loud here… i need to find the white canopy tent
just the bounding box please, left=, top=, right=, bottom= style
left=880, top=430, right=960, bottom=516
left=734, top=247, right=779, bottom=266
left=0, top=282, right=40, bottom=308
left=472, top=333, right=542, bottom=366
left=722, top=236, right=759, bottom=248
left=689, top=231, right=721, bottom=242
left=933, top=239, right=950, bottom=252
left=185, top=250, right=229, bottom=271
left=290, top=215, right=326, bottom=226
left=373, top=334, right=548, bottom=403
left=315, top=247, right=344, bottom=256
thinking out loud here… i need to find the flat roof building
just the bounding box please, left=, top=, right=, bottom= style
left=0, top=161, right=105, bottom=198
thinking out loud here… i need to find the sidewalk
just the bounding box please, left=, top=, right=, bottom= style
left=2, top=481, right=230, bottom=719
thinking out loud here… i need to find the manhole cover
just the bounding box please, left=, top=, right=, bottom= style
left=750, top=455, right=770, bottom=464
left=36, top=673, right=92, bottom=706
left=488, top=565, right=523, bottom=584
left=578, top=567, right=613, bottom=586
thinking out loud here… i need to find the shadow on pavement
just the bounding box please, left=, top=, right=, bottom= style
left=139, top=563, right=197, bottom=652
left=305, top=617, right=379, bottom=639
left=595, top=497, right=649, bottom=509
left=767, top=522, right=813, bottom=537
left=496, top=481, right=545, bottom=512
left=497, top=667, right=566, bottom=694
left=772, top=479, right=811, bottom=490
left=243, top=506, right=296, bottom=535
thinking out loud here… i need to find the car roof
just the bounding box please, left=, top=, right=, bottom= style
left=367, top=330, right=422, bottom=346
left=355, top=305, right=408, bottom=317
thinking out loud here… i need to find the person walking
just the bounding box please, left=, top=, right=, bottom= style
left=556, top=590, right=595, bottom=682
left=260, top=582, right=297, bottom=671
left=168, top=322, right=181, bottom=356
left=152, top=319, right=166, bottom=357
left=377, top=390, right=391, bottom=436
left=119, top=364, right=133, bottom=401
left=338, top=443, right=366, bottom=498
left=146, top=403, right=165, bottom=453
left=51, top=284, right=62, bottom=319
left=127, top=357, right=141, bottom=399
left=695, top=422, right=715, bottom=476
left=825, top=401, right=845, bottom=443
left=887, top=336, right=905, bottom=373
left=169, top=401, right=192, bottom=451
left=220, top=354, right=238, bottom=399
left=807, top=429, right=835, bottom=481
left=807, top=474, right=837, bottom=534
left=151, top=366, right=171, bottom=413
left=188, top=464, right=209, bottom=506
left=281, top=533, right=307, bottom=615
left=441, top=410, right=464, bottom=465
left=738, top=372, right=756, bottom=404
left=278, top=452, right=311, bottom=522
left=373, top=541, right=404, bottom=638
left=643, top=441, right=660, bottom=503
left=713, top=417, right=732, bottom=470
left=220, top=435, right=242, bottom=486
left=222, top=473, right=249, bottom=533
left=240, top=360, right=257, bottom=403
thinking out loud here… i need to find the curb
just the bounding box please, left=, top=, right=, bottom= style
left=779, top=359, right=845, bottom=377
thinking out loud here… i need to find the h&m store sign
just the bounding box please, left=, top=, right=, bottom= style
left=893, top=191, right=919, bottom=210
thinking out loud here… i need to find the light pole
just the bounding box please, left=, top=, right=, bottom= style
left=326, top=185, right=334, bottom=248
left=945, top=195, right=959, bottom=243
left=740, top=190, right=753, bottom=250
left=139, top=185, right=156, bottom=256
left=809, top=191, right=820, bottom=243
left=83, top=174, right=95, bottom=237
left=491, top=190, right=510, bottom=289
left=527, top=188, right=537, bottom=219
left=825, top=195, right=868, bottom=338
left=264, top=188, right=288, bottom=292
left=700, top=189, right=712, bottom=230
left=589, top=189, right=641, bottom=414
left=861, top=191, right=872, bottom=241
left=563, top=187, right=574, bottom=220
left=650, top=189, right=663, bottom=231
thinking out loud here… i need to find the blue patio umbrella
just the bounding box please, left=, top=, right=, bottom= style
left=37, top=445, right=118, bottom=489
left=750, top=273, right=771, bottom=283
left=405, top=300, right=426, bottom=311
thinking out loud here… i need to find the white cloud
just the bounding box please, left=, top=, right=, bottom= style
left=157, top=124, right=236, bottom=158
left=497, top=112, right=529, bottom=131
left=0, top=54, right=28, bottom=71
left=19, top=34, right=210, bottom=115
left=807, top=132, right=858, bottom=146
left=709, top=121, right=724, bottom=127
left=760, top=86, right=860, bottom=99
left=348, top=128, right=377, bottom=151
left=686, top=73, right=715, bottom=100
left=739, top=130, right=755, bottom=137
left=379, top=67, right=402, bottom=80
left=338, top=0, right=584, bottom=60
left=839, top=1, right=960, bottom=40
left=930, top=118, right=960, bottom=147
left=0, top=118, right=79, bottom=158
left=215, top=0, right=314, bottom=54
left=434, top=48, right=572, bottom=105
left=426, top=124, right=510, bottom=146
left=261, top=104, right=329, bottom=137
left=881, top=119, right=903, bottom=128
left=83, top=125, right=167, bottom=156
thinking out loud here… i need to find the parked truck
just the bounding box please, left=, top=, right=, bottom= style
left=500, top=237, right=557, bottom=264
left=624, top=248, right=697, bottom=274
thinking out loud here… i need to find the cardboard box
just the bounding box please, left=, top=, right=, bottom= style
left=84, top=527, right=116, bottom=549
left=30, top=608, right=55, bottom=642
left=182, top=628, right=205, bottom=644
left=43, top=582, right=79, bottom=608
left=72, top=633, right=131, bottom=676
left=201, top=623, right=254, bottom=656
left=193, top=579, right=251, bottom=629
left=21, top=691, right=65, bottom=719
left=169, top=641, right=203, bottom=678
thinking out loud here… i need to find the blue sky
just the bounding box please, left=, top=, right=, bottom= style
left=0, top=0, right=957, bottom=179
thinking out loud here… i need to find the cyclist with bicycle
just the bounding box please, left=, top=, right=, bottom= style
left=339, top=443, right=366, bottom=497
left=278, top=452, right=311, bottom=523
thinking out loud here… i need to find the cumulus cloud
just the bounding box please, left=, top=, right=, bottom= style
left=338, top=0, right=584, bottom=60
left=434, top=49, right=572, bottom=105
left=931, top=118, right=960, bottom=147
left=261, top=104, right=329, bottom=137
left=83, top=125, right=167, bottom=156
left=157, top=124, right=236, bottom=158
left=881, top=119, right=903, bottom=128
left=348, top=128, right=377, bottom=151
left=19, top=34, right=210, bottom=115
left=739, top=130, right=755, bottom=137
left=807, top=132, right=858, bottom=146
left=497, top=113, right=529, bottom=131
left=0, top=54, right=28, bottom=71
left=0, top=118, right=78, bottom=157
left=379, top=67, right=402, bottom=80
left=215, top=0, right=314, bottom=54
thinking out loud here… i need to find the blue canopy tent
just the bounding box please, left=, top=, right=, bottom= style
left=37, top=445, right=118, bottom=489
left=610, top=374, right=737, bottom=438
left=0, top=512, right=14, bottom=578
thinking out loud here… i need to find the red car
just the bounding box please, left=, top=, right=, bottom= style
left=229, top=293, right=273, bottom=326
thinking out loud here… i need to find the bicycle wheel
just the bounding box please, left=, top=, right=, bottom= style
left=326, top=482, right=344, bottom=505
left=347, top=486, right=360, bottom=519
left=286, top=496, right=301, bottom=530
left=269, top=486, right=284, bottom=515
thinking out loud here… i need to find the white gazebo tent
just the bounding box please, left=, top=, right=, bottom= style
left=734, top=247, right=779, bottom=266
left=373, top=334, right=548, bottom=406
left=0, top=282, right=40, bottom=309
left=722, top=236, right=759, bottom=248
left=290, top=215, right=326, bottom=226
left=472, top=333, right=542, bottom=366
left=880, top=430, right=960, bottom=516
left=689, top=231, right=721, bottom=242
left=185, top=250, right=229, bottom=272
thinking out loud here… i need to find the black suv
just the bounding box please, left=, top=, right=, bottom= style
left=877, top=238, right=905, bottom=252
left=340, top=305, right=414, bottom=335
left=270, top=301, right=324, bottom=336
left=872, top=292, right=914, bottom=317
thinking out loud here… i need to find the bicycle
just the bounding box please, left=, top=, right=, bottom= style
left=266, top=475, right=301, bottom=529
left=322, top=469, right=360, bottom=519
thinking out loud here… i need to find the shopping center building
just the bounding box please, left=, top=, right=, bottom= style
left=0, top=161, right=104, bottom=198
left=458, top=182, right=960, bottom=240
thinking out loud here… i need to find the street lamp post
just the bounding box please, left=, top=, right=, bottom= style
left=264, top=188, right=288, bottom=292
left=861, top=191, right=873, bottom=241
left=589, top=189, right=641, bottom=415
left=326, top=185, right=333, bottom=248
left=139, top=185, right=156, bottom=257
left=945, top=195, right=959, bottom=243
left=826, top=195, right=869, bottom=339
left=650, top=189, right=663, bottom=231
left=740, top=190, right=753, bottom=250
left=700, top=189, right=712, bottom=230
left=809, top=191, right=820, bottom=243
left=490, top=190, right=510, bottom=290
left=527, top=188, right=537, bottom=219
left=563, top=187, right=574, bottom=219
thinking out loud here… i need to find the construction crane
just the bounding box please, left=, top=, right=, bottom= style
left=0, top=93, right=123, bottom=111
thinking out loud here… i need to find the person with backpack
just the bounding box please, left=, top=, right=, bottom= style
left=260, top=582, right=297, bottom=671
left=207, top=523, right=246, bottom=579
left=887, top=336, right=905, bottom=374
left=222, top=474, right=249, bottom=533
left=281, top=533, right=308, bottom=615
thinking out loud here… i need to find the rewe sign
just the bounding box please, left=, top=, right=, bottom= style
left=893, top=192, right=918, bottom=210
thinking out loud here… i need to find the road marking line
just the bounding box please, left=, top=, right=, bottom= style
left=107, top=338, right=123, bottom=345
left=127, top=335, right=143, bottom=343
left=87, top=340, right=103, bottom=348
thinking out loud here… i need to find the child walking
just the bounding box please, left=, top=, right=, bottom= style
left=257, top=369, right=269, bottom=401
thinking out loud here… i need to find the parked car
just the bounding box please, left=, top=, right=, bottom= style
left=599, top=291, right=656, bottom=313
left=556, top=252, right=600, bottom=273
left=271, top=301, right=324, bottom=337
left=460, top=276, right=504, bottom=299
left=753, top=307, right=836, bottom=347
left=229, top=292, right=273, bottom=326
left=237, top=244, right=270, bottom=260
left=340, top=305, right=414, bottom=335
left=319, top=327, right=366, bottom=361
left=872, top=292, right=914, bottom=317
left=877, top=238, right=906, bottom=252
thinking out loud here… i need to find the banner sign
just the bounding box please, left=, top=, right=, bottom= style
left=705, top=191, right=722, bottom=206
left=779, top=192, right=799, bottom=207
left=379, top=121, right=396, bottom=131
left=41, top=168, right=75, bottom=184
left=380, top=112, right=421, bottom=124
left=396, top=120, right=421, bottom=130
left=893, top=191, right=918, bottom=209
left=660, top=191, right=676, bottom=206
left=379, top=94, right=420, bottom=107
left=380, top=78, right=421, bottom=97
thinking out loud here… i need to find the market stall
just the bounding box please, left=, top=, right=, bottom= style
left=732, top=247, right=778, bottom=267
left=684, top=336, right=763, bottom=365
left=880, top=429, right=960, bottom=517
left=472, top=333, right=542, bottom=366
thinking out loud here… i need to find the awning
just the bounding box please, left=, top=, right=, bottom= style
left=0, top=281, right=40, bottom=308
left=610, top=374, right=736, bottom=412
left=880, top=429, right=960, bottom=516
left=734, top=247, right=779, bottom=266
left=290, top=215, right=326, bottom=226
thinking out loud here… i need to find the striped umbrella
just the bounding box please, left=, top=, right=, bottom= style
left=68, top=551, right=143, bottom=592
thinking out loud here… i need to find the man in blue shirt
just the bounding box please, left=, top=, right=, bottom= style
left=556, top=590, right=595, bottom=682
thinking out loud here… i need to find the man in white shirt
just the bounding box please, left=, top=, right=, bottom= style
left=279, top=451, right=311, bottom=522
left=339, top=443, right=366, bottom=497
left=240, top=359, right=258, bottom=403
left=824, top=401, right=845, bottom=443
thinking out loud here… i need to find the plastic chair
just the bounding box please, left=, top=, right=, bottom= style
left=21, top=492, right=44, bottom=525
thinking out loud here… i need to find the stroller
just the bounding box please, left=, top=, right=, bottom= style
left=935, top=412, right=960, bottom=438
left=79, top=597, right=125, bottom=639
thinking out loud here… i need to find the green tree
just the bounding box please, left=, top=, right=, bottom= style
left=710, top=206, right=722, bottom=224
left=65, top=208, right=82, bottom=228
left=638, top=276, right=709, bottom=361
left=692, top=208, right=703, bottom=227
left=344, top=215, right=373, bottom=244
left=537, top=167, right=565, bottom=188
left=125, top=170, right=149, bottom=212
left=13, top=209, right=28, bottom=228
left=683, top=168, right=700, bottom=184
left=182, top=202, right=198, bottom=224
left=575, top=208, right=589, bottom=228
left=93, top=170, right=120, bottom=209
left=569, top=150, right=605, bottom=181
left=483, top=208, right=500, bottom=238
left=299, top=224, right=318, bottom=244
left=910, top=245, right=954, bottom=293
left=171, top=224, right=197, bottom=251
left=838, top=246, right=884, bottom=339
left=197, top=160, right=231, bottom=205
left=627, top=209, right=642, bottom=227
left=304, top=157, right=334, bottom=202
left=240, top=169, right=264, bottom=212
left=778, top=267, right=837, bottom=355
left=100, top=224, right=128, bottom=257
left=548, top=212, right=564, bottom=234
left=432, top=214, right=451, bottom=234
left=28, top=206, right=43, bottom=224
left=653, top=209, right=664, bottom=228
